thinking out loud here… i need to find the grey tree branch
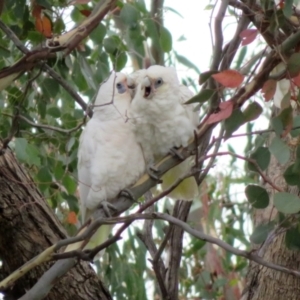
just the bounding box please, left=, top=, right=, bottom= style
left=220, top=12, right=250, bottom=70
left=150, top=0, right=164, bottom=65
left=211, top=0, right=228, bottom=71
left=137, top=191, right=169, bottom=299
left=165, top=201, right=192, bottom=300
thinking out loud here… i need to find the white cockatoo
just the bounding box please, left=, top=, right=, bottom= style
left=129, top=65, right=199, bottom=200
left=66, top=71, right=146, bottom=254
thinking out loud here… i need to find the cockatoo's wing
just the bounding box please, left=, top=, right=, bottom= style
left=160, top=84, right=199, bottom=201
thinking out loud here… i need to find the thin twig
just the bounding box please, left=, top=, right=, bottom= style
left=3, top=113, right=85, bottom=134
left=202, top=151, right=283, bottom=192
left=1, top=70, right=43, bottom=149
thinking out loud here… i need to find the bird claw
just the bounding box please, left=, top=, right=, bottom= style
left=147, top=164, right=163, bottom=183
left=169, top=147, right=184, bottom=160
left=119, top=188, right=137, bottom=203
left=97, top=201, right=117, bottom=217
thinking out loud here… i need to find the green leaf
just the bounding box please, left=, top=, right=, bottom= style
left=120, top=3, right=139, bottom=25
left=224, top=109, right=245, bottom=139
left=61, top=114, right=77, bottom=129
left=175, top=53, right=201, bottom=74
left=26, top=144, right=41, bottom=166
left=63, top=193, right=79, bottom=213
left=62, top=175, right=77, bottom=195
left=54, top=161, right=64, bottom=180
left=243, top=101, right=263, bottom=123
left=115, top=52, right=127, bottom=71
left=159, top=27, right=172, bottom=52
left=291, top=116, right=300, bottom=137
left=89, top=22, right=106, bottom=44
left=37, top=167, right=52, bottom=184
left=42, top=78, right=59, bottom=98
left=248, top=147, right=271, bottom=172
left=283, top=164, right=300, bottom=186
left=103, top=37, right=118, bottom=54
left=271, top=116, right=284, bottom=136
left=15, top=138, right=28, bottom=162
left=280, top=105, right=293, bottom=126
left=47, top=106, right=61, bottom=118
left=250, top=222, right=274, bottom=244
left=285, top=227, right=300, bottom=250
left=0, top=46, right=11, bottom=58
left=143, top=19, right=159, bottom=44
left=234, top=46, right=247, bottom=69
left=254, top=133, right=269, bottom=149
left=269, top=136, right=290, bottom=164
left=287, top=53, right=300, bottom=77
left=283, top=0, right=293, bottom=18
left=66, top=137, right=76, bottom=152
left=185, top=89, right=214, bottom=104
left=245, top=185, right=269, bottom=209
left=274, top=192, right=300, bottom=214
left=79, top=55, right=97, bottom=91
left=199, top=71, right=218, bottom=85
left=297, top=146, right=300, bottom=159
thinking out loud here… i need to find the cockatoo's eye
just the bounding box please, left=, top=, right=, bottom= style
left=154, top=78, right=163, bottom=88
left=116, top=82, right=127, bottom=94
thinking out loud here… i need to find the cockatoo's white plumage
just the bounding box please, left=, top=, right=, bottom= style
left=129, top=65, right=199, bottom=200
left=73, top=71, right=145, bottom=252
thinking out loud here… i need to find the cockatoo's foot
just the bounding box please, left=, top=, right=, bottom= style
left=119, top=188, right=137, bottom=203
left=97, top=201, right=117, bottom=217
left=169, top=147, right=185, bottom=160
left=146, top=164, right=163, bottom=183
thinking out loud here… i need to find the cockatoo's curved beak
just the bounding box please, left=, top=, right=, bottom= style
left=142, top=76, right=153, bottom=99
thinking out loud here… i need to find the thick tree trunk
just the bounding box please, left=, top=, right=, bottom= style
left=242, top=110, right=300, bottom=300
left=0, top=146, right=111, bottom=300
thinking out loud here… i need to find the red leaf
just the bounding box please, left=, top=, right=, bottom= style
left=212, top=70, right=244, bottom=88
left=240, top=29, right=258, bottom=46
left=292, top=73, right=300, bottom=87
left=67, top=211, right=78, bottom=225
left=206, top=100, right=234, bottom=125
left=261, top=79, right=277, bottom=101
left=79, top=9, right=92, bottom=17
left=35, top=15, right=52, bottom=38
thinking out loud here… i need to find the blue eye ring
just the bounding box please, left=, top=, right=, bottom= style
left=116, top=82, right=127, bottom=94
left=155, top=78, right=163, bottom=88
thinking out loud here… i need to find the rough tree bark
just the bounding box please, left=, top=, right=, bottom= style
left=242, top=108, right=300, bottom=300
left=0, top=145, right=111, bottom=300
